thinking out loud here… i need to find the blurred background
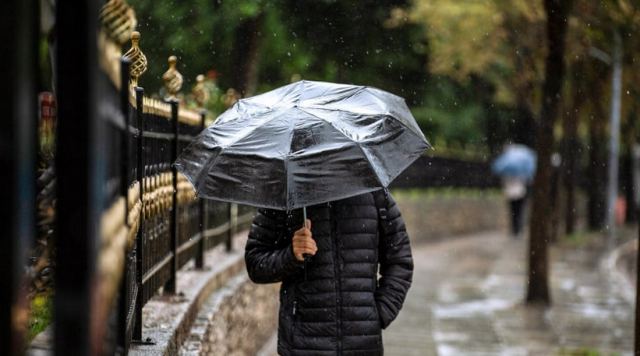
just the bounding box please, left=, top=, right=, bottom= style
left=4, top=0, right=640, bottom=355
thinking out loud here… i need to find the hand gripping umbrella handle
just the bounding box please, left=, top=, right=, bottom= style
left=302, top=206, right=310, bottom=281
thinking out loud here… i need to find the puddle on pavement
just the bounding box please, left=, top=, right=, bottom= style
left=432, top=298, right=514, bottom=319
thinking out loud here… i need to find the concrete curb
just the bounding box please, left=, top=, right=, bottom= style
left=602, top=238, right=637, bottom=305
left=129, top=232, right=248, bottom=356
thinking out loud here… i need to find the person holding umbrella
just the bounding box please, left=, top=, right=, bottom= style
left=175, top=80, right=430, bottom=355
left=491, top=143, right=537, bottom=238
left=246, top=185, right=411, bottom=355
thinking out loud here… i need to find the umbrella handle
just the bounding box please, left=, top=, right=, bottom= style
left=302, top=206, right=310, bottom=281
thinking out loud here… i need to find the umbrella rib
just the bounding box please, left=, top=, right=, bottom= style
left=284, top=110, right=297, bottom=211
left=303, top=107, right=430, bottom=186
left=300, top=85, right=366, bottom=107
left=298, top=106, right=430, bottom=149
left=354, top=142, right=386, bottom=188
left=294, top=80, right=306, bottom=104
left=186, top=113, right=284, bottom=195
left=296, top=108, right=387, bottom=189
left=363, top=88, right=427, bottom=140
left=193, top=147, right=224, bottom=194
left=268, top=81, right=304, bottom=109
left=218, top=112, right=283, bottom=149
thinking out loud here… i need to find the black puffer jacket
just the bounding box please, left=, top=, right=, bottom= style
left=245, top=190, right=413, bottom=355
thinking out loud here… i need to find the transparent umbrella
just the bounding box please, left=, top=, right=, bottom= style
left=175, top=80, right=431, bottom=211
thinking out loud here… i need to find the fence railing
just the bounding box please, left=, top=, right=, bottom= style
left=95, top=5, right=254, bottom=352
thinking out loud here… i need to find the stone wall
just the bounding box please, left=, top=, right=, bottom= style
left=128, top=234, right=279, bottom=356
left=392, top=189, right=510, bottom=242
left=180, top=274, right=279, bottom=356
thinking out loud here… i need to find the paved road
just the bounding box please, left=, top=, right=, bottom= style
left=259, top=231, right=634, bottom=355
left=384, top=231, right=633, bottom=356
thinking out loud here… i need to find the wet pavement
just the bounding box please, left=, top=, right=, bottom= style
left=384, top=231, right=634, bottom=356
left=258, top=230, right=634, bottom=355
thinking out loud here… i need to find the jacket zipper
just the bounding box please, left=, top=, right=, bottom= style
left=291, top=288, right=297, bottom=346
left=330, top=202, right=342, bottom=354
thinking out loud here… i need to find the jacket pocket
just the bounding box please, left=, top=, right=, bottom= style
left=374, top=302, right=382, bottom=330
left=373, top=302, right=384, bottom=350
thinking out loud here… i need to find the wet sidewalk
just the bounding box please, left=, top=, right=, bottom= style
left=384, top=231, right=634, bottom=355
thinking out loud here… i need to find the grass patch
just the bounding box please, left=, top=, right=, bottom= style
left=392, top=187, right=502, bottom=201
left=557, top=347, right=619, bottom=356
left=560, top=231, right=600, bottom=248
left=27, top=292, right=53, bottom=342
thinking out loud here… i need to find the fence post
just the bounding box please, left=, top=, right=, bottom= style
left=117, top=57, right=131, bottom=351
left=55, top=0, right=104, bottom=353
left=1, top=0, right=37, bottom=353
left=196, top=111, right=206, bottom=268
left=165, top=100, right=179, bottom=294
left=120, top=61, right=131, bottom=224
left=637, top=219, right=640, bottom=356
left=133, top=86, right=145, bottom=341
left=227, top=203, right=238, bottom=252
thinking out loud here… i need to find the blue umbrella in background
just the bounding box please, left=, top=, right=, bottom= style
left=491, top=144, right=537, bottom=181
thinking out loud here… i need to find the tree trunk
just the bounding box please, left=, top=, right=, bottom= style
left=587, top=79, right=609, bottom=230
left=625, top=110, right=639, bottom=224
left=636, top=214, right=640, bottom=355
left=526, top=0, right=572, bottom=305
left=513, top=102, right=537, bottom=148
left=502, top=14, right=537, bottom=149
left=550, top=160, right=562, bottom=242
left=622, top=107, right=638, bottom=224
left=562, top=116, right=579, bottom=236
left=231, top=12, right=265, bottom=97
left=623, top=151, right=636, bottom=223
left=562, top=69, right=585, bottom=235
left=606, top=31, right=623, bottom=244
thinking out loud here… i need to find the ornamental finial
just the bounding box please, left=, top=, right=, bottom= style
left=192, top=74, right=209, bottom=108
left=123, top=31, right=147, bottom=87
left=100, top=0, right=137, bottom=46
left=162, top=55, right=183, bottom=101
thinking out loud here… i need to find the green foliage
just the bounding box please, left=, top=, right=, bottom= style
left=557, top=347, right=620, bottom=356
left=413, top=76, right=486, bottom=150
left=392, top=187, right=502, bottom=201
left=560, top=231, right=596, bottom=248
left=278, top=0, right=428, bottom=105
left=411, top=0, right=546, bottom=106
left=129, top=0, right=219, bottom=92
left=126, top=0, right=538, bottom=155
left=27, top=293, right=53, bottom=342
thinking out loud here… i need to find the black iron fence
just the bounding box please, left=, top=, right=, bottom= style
left=111, top=62, right=255, bottom=351
left=52, top=2, right=255, bottom=353
left=0, top=1, right=255, bottom=353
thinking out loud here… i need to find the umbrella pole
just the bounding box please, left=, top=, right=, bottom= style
left=303, top=206, right=309, bottom=281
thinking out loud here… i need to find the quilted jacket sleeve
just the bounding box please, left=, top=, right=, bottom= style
left=245, top=208, right=303, bottom=284
left=375, top=193, right=414, bottom=329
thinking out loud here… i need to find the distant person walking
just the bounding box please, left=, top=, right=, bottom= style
left=502, top=175, right=528, bottom=237
left=491, top=144, right=537, bottom=238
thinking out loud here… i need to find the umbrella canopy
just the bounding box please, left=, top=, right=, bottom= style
left=491, top=144, right=537, bottom=180
left=175, top=80, right=430, bottom=210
